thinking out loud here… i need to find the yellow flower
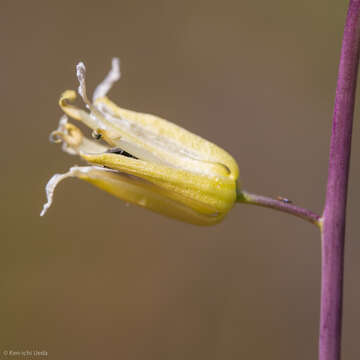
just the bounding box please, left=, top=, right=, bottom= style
left=41, top=59, right=239, bottom=225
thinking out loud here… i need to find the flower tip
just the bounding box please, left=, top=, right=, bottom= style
left=76, top=61, right=86, bottom=79
left=40, top=167, right=81, bottom=217
left=76, top=62, right=88, bottom=102
left=92, top=57, right=121, bottom=101
left=111, top=57, right=120, bottom=78
left=40, top=203, right=49, bottom=217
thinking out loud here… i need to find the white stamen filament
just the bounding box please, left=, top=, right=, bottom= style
left=40, top=166, right=110, bottom=216
left=76, top=61, right=113, bottom=132
left=76, top=62, right=90, bottom=104
left=93, top=58, right=121, bottom=101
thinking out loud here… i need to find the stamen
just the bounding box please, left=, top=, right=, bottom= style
left=91, top=130, right=102, bottom=140
left=76, top=61, right=112, bottom=131
left=93, top=58, right=121, bottom=101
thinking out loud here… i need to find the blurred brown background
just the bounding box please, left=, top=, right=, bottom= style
left=1, top=0, right=359, bottom=359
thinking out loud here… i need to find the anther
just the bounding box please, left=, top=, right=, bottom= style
left=91, top=130, right=102, bottom=140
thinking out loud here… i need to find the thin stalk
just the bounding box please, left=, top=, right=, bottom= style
left=237, top=190, right=321, bottom=227
left=320, top=1, right=360, bottom=360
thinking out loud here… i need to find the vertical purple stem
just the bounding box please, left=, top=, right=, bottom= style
left=320, top=1, right=360, bottom=360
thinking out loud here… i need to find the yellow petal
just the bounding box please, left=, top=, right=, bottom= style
left=41, top=166, right=225, bottom=225
left=81, top=152, right=236, bottom=216
left=94, top=96, right=239, bottom=180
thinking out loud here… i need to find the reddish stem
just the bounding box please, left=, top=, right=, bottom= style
left=320, top=1, right=360, bottom=360
left=238, top=191, right=321, bottom=227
